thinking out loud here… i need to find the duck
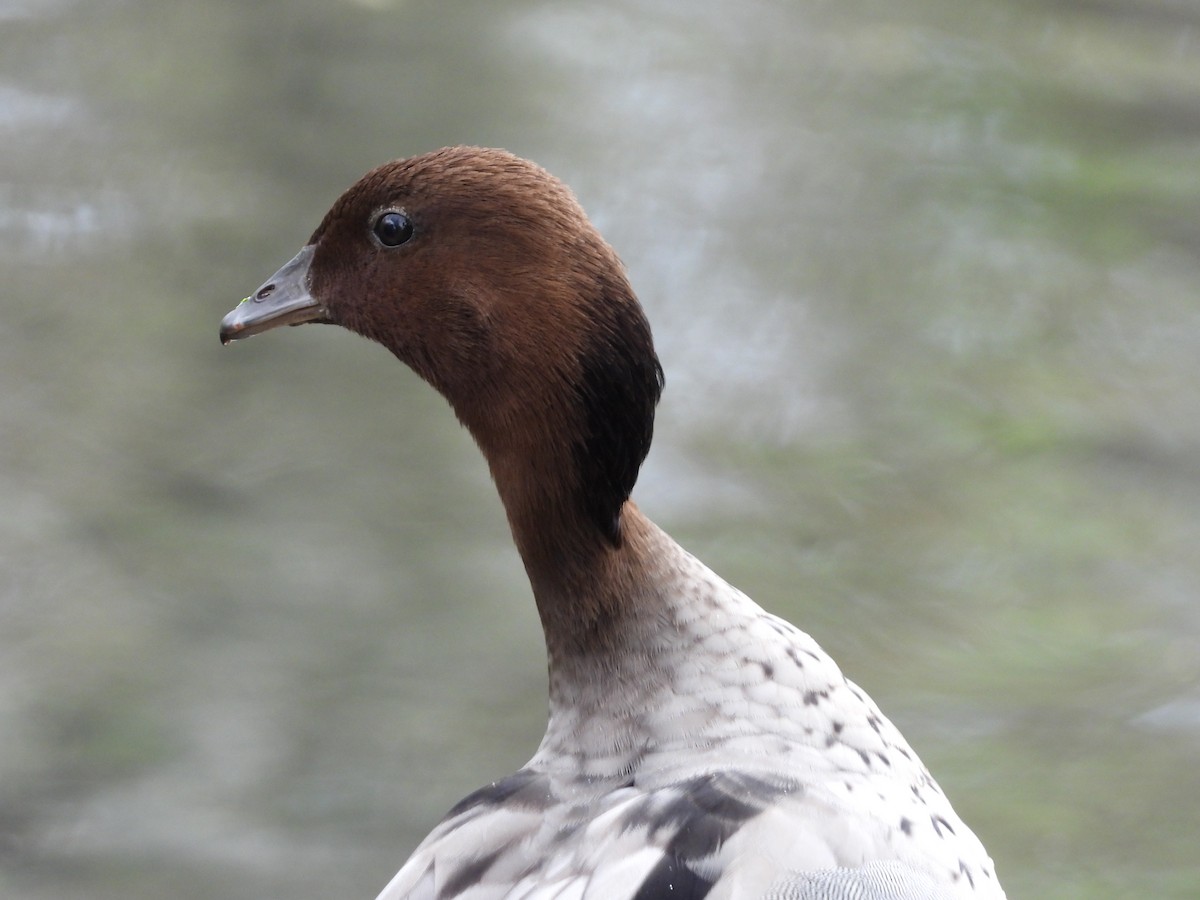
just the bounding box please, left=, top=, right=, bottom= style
left=220, top=146, right=1005, bottom=900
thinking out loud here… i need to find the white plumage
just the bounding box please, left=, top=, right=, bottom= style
left=376, top=520, right=1003, bottom=899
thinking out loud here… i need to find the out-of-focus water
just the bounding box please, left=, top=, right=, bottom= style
left=2, top=1, right=1199, bottom=897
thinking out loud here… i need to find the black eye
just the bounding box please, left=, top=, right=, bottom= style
left=373, top=211, right=414, bottom=247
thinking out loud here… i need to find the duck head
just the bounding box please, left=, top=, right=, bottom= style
left=221, top=147, right=664, bottom=582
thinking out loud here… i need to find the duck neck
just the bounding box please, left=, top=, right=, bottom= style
left=445, top=294, right=666, bottom=673
left=518, top=501, right=693, bottom=773
left=485, top=441, right=649, bottom=656
left=472, top=414, right=696, bottom=771
left=518, top=499, right=674, bottom=722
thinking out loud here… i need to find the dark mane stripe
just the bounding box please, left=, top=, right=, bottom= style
left=573, top=265, right=664, bottom=545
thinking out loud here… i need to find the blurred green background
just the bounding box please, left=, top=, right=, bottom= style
left=2, top=1, right=1199, bottom=897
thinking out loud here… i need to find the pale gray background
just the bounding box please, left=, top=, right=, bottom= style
left=2, top=1, right=1199, bottom=898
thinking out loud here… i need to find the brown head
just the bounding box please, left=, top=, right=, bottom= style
left=221, top=147, right=664, bottom=596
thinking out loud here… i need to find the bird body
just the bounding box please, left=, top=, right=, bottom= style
left=221, top=147, right=1004, bottom=899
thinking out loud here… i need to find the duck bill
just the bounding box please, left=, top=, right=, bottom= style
left=220, top=245, right=327, bottom=344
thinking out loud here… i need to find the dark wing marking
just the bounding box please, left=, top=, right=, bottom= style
left=444, top=768, right=556, bottom=818
left=626, top=772, right=797, bottom=899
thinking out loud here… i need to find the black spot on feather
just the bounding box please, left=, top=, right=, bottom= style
left=959, top=859, right=976, bottom=888
left=633, top=855, right=714, bottom=900
left=931, top=813, right=955, bottom=837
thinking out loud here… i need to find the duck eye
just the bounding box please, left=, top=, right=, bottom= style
left=373, top=211, right=413, bottom=247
